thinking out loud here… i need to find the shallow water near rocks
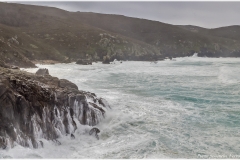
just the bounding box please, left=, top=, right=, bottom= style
left=1, top=56, right=240, bottom=158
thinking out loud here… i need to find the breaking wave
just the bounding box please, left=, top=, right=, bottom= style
left=1, top=57, right=240, bottom=158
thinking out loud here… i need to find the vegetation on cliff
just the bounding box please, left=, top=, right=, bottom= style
left=0, top=2, right=240, bottom=67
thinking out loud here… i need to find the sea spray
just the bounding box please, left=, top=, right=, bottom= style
left=1, top=57, right=239, bottom=158
left=0, top=67, right=110, bottom=156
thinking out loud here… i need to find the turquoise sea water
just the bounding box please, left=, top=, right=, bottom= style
left=1, top=56, right=240, bottom=158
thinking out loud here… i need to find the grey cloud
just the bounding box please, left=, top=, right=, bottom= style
left=11, top=1, right=240, bottom=28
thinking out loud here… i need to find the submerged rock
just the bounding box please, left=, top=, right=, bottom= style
left=70, top=134, right=75, bottom=139
left=89, top=128, right=100, bottom=140
left=0, top=67, right=110, bottom=149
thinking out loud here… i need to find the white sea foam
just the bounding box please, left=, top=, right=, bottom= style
left=192, top=52, right=198, bottom=57
left=1, top=57, right=240, bottom=158
left=218, top=66, right=240, bottom=84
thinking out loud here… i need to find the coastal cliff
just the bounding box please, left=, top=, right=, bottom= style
left=0, top=66, right=110, bottom=149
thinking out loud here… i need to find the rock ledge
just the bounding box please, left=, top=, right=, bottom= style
left=0, top=67, right=110, bottom=149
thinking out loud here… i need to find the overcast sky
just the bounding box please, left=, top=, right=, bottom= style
left=11, top=1, right=240, bottom=28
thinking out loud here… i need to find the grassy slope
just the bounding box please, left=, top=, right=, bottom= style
left=0, top=2, right=163, bottom=67
left=74, top=12, right=240, bottom=57
left=0, top=2, right=240, bottom=67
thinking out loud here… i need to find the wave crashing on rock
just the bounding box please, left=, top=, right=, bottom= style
left=0, top=67, right=110, bottom=149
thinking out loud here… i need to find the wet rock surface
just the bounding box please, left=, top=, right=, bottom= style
left=0, top=67, right=110, bottom=149
left=59, top=79, right=78, bottom=90
left=89, top=127, right=100, bottom=140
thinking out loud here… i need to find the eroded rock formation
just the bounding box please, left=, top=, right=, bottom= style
left=35, top=68, right=49, bottom=76
left=0, top=67, right=110, bottom=149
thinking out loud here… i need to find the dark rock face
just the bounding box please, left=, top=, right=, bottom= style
left=89, top=128, right=100, bottom=140
left=76, top=59, right=92, bottom=65
left=70, top=134, right=75, bottom=139
left=59, top=79, right=78, bottom=90
left=35, top=68, right=49, bottom=76
left=0, top=67, right=110, bottom=149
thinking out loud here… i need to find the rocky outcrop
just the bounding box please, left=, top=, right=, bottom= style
left=0, top=67, right=110, bottom=149
left=35, top=68, right=49, bottom=76
left=59, top=79, right=78, bottom=90
left=76, top=59, right=92, bottom=65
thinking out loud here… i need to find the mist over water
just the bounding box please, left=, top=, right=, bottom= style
left=1, top=56, right=240, bottom=158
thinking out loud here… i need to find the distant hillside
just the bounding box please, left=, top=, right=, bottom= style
left=0, top=2, right=240, bottom=67
left=74, top=13, right=240, bottom=57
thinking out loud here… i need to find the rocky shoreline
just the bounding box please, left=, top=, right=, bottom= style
left=0, top=65, right=110, bottom=149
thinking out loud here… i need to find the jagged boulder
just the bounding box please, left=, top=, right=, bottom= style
left=76, top=59, right=92, bottom=65
left=59, top=79, right=78, bottom=90
left=0, top=67, right=110, bottom=149
left=35, top=68, right=49, bottom=76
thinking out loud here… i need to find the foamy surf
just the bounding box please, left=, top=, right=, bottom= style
left=1, top=58, right=240, bottom=158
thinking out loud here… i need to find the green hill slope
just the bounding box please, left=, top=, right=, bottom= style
left=74, top=12, right=240, bottom=57
left=0, top=2, right=240, bottom=67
